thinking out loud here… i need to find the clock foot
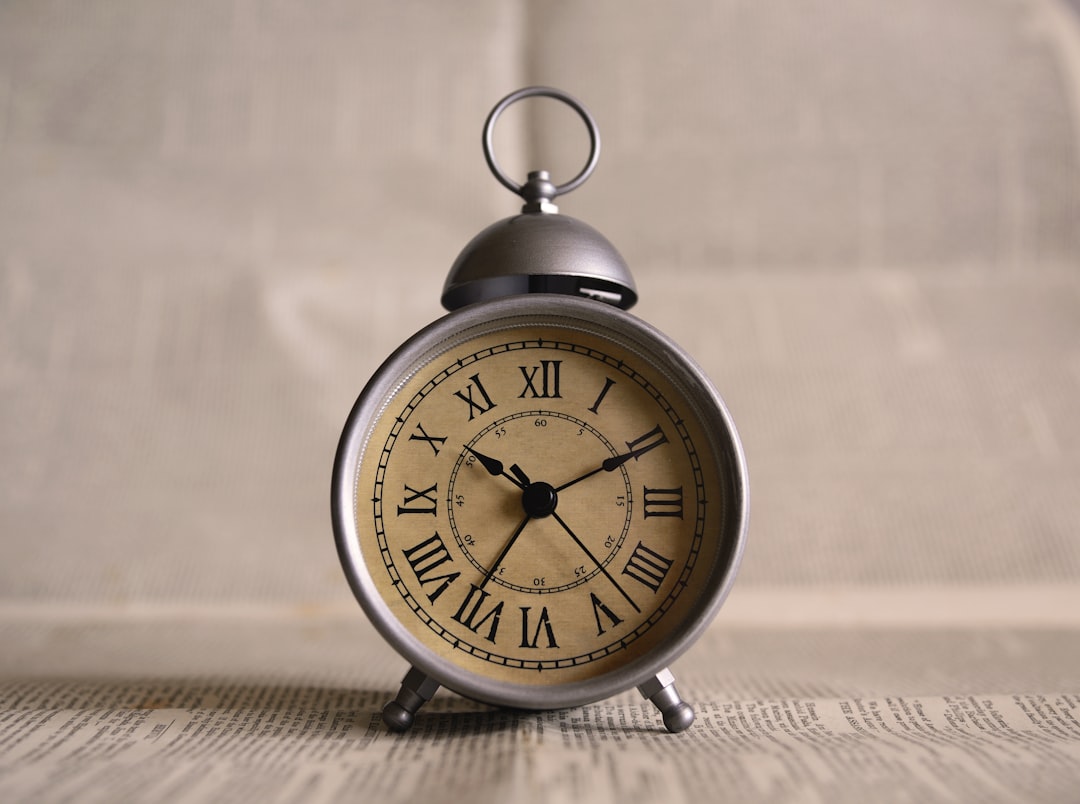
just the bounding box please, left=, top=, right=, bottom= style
left=638, top=667, right=695, bottom=733
left=382, top=666, right=440, bottom=732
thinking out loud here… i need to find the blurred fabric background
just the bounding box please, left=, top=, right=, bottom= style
left=2, top=0, right=1079, bottom=633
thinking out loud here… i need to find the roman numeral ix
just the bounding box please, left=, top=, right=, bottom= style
left=397, top=483, right=438, bottom=516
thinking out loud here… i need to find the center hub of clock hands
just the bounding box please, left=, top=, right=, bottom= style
left=520, top=480, right=558, bottom=519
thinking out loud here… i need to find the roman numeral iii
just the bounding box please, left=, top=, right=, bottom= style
left=642, top=486, right=684, bottom=519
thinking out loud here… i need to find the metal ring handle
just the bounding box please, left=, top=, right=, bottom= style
left=482, top=86, right=600, bottom=200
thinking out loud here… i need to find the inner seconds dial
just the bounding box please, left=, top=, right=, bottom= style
left=446, top=411, right=633, bottom=594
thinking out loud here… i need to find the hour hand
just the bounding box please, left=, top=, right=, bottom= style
left=463, top=445, right=526, bottom=489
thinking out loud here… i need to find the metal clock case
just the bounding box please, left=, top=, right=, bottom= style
left=332, top=88, right=748, bottom=733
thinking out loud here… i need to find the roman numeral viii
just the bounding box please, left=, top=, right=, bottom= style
left=518, top=360, right=562, bottom=399
left=401, top=533, right=460, bottom=603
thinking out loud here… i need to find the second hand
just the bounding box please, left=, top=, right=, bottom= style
left=550, top=510, right=641, bottom=614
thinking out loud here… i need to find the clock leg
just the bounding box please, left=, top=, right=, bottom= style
left=637, top=667, right=695, bottom=733
left=382, top=666, right=440, bottom=732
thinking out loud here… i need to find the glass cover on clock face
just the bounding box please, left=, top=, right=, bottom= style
left=340, top=304, right=745, bottom=697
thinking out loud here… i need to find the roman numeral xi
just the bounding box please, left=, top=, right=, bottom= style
left=454, top=373, right=497, bottom=420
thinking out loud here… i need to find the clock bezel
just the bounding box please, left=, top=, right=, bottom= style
left=332, top=293, right=748, bottom=710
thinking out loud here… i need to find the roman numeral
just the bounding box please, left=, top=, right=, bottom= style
left=519, top=606, right=559, bottom=649
left=624, top=424, right=669, bottom=461
left=589, top=592, right=623, bottom=637
left=451, top=584, right=504, bottom=644
left=409, top=423, right=447, bottom=456
left=401, top=533, right=460, bottom=603
left=397, top=483, right=438, bottom=516
left=642, top=486, right=684, bottom=519
left=587, top=377, right=616, bottom=414
left=454, top=373, right=497, bottom=420
left=518, top=360, right=562, bottom=399
left=621, top=541, right=674, bottom=593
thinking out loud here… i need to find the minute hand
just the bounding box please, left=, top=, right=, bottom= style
left=553, top=427, right=669, bottom=493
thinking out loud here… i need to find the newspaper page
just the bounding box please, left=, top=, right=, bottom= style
left=2, top=615, right=1080, bottom=804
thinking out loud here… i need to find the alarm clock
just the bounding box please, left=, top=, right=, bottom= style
left=332, top=87, right=748, bottom=733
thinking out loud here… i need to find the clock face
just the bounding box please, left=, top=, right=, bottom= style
left=335, top=299, right=746, bottom=701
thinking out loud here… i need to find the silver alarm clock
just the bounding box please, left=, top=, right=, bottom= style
left=332, top=87, right=748, bottom=733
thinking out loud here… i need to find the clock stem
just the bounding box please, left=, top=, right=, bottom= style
left=383, top=666, right=440, bottom=732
